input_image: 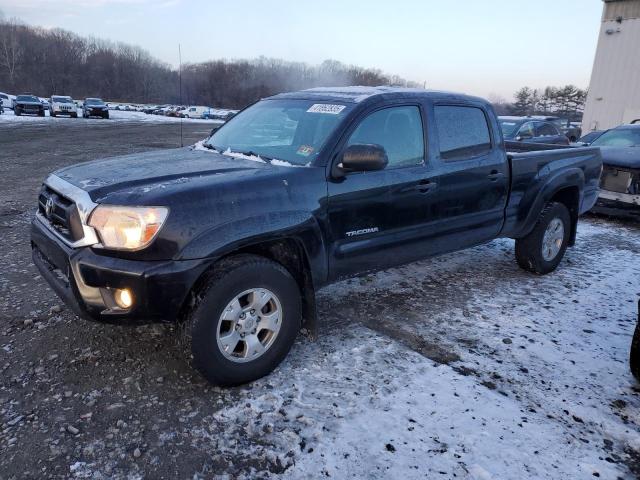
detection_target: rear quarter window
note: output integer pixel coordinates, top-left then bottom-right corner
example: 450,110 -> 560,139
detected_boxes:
434,105 -> 491,160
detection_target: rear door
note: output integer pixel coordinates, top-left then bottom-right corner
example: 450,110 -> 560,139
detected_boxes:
326,103 -> 439,279
427,103 -> 509,249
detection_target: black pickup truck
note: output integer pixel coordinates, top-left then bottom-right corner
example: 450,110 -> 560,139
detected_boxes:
31,87 -> 602,385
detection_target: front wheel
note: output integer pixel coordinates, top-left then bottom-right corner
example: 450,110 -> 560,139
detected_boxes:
515,202 -> 571,275
184,254 -> 301,386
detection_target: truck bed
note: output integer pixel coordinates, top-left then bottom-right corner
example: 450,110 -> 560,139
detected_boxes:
500,142 -> 602,239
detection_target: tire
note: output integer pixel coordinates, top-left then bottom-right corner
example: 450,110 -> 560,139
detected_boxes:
631,303 -> 640,381
38,110 -> 45,117
184,254 -> 301,386
50,110 -> 56,117
15,108 -> 21,116
72,112 -> 78,118
515,202 -> 571,275
103,112 -> 109,119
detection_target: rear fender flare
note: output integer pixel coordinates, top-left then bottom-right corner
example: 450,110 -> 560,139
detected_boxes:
519,167 -> 584,239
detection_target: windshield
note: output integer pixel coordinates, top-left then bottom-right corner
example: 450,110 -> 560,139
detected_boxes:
591,128 -> 640,147
499,119 -> 520,137
17,95 -> 39,102
85,98 -> 103,105
52,96 -> 73,103
205,99 -> 352,165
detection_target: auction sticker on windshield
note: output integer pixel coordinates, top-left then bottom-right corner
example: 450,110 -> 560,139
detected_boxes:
307,104 -> 346,114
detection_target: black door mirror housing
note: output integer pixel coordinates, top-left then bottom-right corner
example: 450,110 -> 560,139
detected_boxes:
340,144 -> 388,172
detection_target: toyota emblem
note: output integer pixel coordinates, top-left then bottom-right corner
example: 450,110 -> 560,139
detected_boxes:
45,197 -> 54,218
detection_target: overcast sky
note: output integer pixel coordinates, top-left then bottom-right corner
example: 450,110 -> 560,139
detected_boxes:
0,0 -> 604,100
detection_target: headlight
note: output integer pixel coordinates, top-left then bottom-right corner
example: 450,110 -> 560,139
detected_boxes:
88,205 -> 168,250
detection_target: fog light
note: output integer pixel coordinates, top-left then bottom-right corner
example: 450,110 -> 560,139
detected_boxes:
114,288 -> 133,309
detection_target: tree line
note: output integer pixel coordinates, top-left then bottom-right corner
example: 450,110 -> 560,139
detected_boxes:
491,85 -> 587,121
0,16 -> 419,108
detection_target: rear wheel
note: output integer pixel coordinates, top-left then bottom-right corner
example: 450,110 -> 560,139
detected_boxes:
515,202 -> 571,275
184,254 -> 301,386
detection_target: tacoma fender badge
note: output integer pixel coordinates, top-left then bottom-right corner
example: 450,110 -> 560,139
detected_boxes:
346,227 -> 379,237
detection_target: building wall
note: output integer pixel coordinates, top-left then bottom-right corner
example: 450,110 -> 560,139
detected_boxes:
582,0 -> 640,133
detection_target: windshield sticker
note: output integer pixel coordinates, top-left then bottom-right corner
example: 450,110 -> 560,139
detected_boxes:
307,104 -> 346,114
296,145 -> 314,157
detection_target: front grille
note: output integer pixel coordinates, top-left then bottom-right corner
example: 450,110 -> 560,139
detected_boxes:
38,185 -> 84,242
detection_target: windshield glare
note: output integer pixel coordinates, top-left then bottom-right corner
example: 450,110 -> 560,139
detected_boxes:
85,99 -> 103,105
206,99 -> 352,165
17,95 -> 39,102
52,96 -> 73,103
591,128 -> 640,147
499,120 -> 519,137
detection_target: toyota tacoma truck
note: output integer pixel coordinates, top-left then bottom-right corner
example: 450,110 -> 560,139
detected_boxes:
31,87 -> 602,386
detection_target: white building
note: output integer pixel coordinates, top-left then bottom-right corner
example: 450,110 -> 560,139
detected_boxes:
582,0 -> 640,133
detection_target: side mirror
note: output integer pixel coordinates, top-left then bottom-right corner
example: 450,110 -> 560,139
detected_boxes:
341,144 -> 388,172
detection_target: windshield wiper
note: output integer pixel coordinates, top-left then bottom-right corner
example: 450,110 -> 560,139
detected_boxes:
231,150 -> 274,164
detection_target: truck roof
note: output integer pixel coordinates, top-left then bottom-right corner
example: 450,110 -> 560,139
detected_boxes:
268,86 -> 488,105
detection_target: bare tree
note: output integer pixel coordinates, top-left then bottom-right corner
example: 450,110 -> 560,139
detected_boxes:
0,18 -> 23,89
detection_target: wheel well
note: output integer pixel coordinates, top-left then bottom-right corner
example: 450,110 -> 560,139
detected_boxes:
180,238 -> 317,337
550,186 -> 579,246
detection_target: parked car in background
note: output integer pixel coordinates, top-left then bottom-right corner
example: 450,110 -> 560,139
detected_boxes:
39,98 -> 50,111
575,130 -> 605,146
181,106 -> 208,118
534,116 -> 582,142
204,108 -> 239,120
590,124 -> 640,218
13,94 -> 45,116
499,116 -> 570,145
50,95 -> 78,118
0,92 -> 13,110
82,98 -> 109,119
31,87 -> 602,386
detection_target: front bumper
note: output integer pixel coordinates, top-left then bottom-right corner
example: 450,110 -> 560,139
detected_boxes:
86,108 -> 107,116
31,217 -> 210,324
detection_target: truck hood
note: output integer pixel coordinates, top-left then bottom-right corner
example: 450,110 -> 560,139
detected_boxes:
599,146 -> 640,169
54,147 -> 274,202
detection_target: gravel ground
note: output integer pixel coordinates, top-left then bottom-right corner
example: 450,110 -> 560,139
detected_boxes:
1,120 -> 639,479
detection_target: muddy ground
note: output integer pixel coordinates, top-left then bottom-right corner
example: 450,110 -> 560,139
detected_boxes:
1,118 -> 639,479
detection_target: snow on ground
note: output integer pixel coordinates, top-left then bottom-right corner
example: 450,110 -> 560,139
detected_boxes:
0,108 -> 222,126
182,219 -> 639,480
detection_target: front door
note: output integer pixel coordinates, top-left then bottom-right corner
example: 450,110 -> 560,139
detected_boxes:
327,104 -> 438,280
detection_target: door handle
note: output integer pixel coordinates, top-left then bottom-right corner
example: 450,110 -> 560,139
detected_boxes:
487,170 -> 505,181
415,179 -> 437,193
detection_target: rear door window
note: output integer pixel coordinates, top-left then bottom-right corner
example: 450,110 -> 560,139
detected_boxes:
434,105 -> 491,160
